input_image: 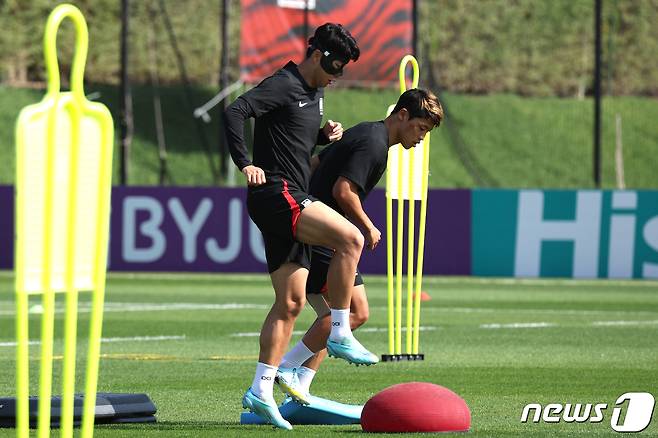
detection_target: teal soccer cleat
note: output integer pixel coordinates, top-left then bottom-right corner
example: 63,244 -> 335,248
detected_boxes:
327,336 -> 379,366
242,388 -> 293,430
275,367 -> 310,405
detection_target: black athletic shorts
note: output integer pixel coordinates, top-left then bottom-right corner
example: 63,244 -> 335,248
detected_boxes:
247,177 -> 317,273
306,245 -> 364,295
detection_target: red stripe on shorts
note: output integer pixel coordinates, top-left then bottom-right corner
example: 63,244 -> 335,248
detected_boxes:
281,179 -> 301,237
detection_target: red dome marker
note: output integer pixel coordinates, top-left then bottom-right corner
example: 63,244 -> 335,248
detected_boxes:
361,382 -> 471,433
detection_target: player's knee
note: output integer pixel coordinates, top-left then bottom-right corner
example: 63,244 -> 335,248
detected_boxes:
289,295 -> 305,317
338,226 -> 364,257
278,295 -> 305,318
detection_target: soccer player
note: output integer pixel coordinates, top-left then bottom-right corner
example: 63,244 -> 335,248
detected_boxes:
223,23 -> 377,429
276,89 -> 444,399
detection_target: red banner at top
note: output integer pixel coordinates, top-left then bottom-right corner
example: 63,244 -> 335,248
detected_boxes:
239,0 -> 413,87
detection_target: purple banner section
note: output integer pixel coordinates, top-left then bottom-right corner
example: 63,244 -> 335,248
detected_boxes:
109,186 -> 261,273
360,189 -> 471,275
0,186 -> 12,269
0,185 -> 471,275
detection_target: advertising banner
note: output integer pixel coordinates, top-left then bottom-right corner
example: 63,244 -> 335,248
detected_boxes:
108,187 -> 470,275
4,186 -> 656,279
239,0 -> 413,86
472,190 -> 658,279
0,186 -> 472,275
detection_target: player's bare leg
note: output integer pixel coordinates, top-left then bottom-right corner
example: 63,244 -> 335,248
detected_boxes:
243,263 -> 307,429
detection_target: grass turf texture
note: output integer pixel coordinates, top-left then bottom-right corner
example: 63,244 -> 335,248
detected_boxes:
0,272 -> 657,437
1,84 -> 657,188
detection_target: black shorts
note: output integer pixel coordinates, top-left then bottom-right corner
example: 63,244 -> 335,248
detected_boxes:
247,177 -> 317,273
306,246 -> 364,295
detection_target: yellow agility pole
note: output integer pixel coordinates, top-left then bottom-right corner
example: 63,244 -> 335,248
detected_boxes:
385,175 -> 395,355
413,131 -> 431,354
405,141 -> 415,354
14,4 -> 114,437
395,138 -> 404,354
384,55 -> 428,361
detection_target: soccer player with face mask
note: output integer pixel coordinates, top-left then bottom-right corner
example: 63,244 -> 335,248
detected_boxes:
223,23 -> 378,429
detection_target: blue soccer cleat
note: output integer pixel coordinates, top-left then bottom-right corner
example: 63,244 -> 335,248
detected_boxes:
242,387 -> 293,430
327,336 -> 379,366
275,367 -> 310,405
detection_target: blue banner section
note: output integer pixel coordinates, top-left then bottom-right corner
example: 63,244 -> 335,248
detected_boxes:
472,189 -> 658,279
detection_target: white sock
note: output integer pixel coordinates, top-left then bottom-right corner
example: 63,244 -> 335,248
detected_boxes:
296,366 -> 316,394
251,362 -> 277,400
329,308 -> 352,341
280,341 -> 314,369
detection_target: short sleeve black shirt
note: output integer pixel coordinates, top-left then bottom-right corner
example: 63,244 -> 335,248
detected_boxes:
239,61 -> 324,190
309,121 -> 389,215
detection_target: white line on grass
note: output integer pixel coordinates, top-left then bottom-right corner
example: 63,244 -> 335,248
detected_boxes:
0,302 -> 268,316
1,301 -> 656,317
480,320 -> 658,329
591,320 -> 658,326
480,322 -> 557,329
0,335 -> 186,348
231,326 -> 438,337
400,307 -> 658,316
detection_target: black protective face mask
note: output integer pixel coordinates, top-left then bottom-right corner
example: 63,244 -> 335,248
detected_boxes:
313,45 -> 348,77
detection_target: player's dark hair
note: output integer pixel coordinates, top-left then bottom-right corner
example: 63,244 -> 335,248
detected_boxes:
306,23 -> 360,62
391,88 -> 444,127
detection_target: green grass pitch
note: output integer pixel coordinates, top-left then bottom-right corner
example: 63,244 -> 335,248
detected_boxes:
0,272 -> 657,437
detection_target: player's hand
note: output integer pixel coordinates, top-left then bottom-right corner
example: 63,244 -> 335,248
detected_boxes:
323,120 -> 343,142
365,226 -> 382,250
242,165 -> 266,186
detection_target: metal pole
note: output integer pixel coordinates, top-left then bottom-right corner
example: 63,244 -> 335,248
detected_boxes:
593,0 -> 602,187
119,0 -> 133,185
412,0 -> 418,56
219,0 -> 231,182
304,0 -> 310,48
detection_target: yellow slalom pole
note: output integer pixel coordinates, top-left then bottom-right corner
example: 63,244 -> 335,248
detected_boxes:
61,101 -> 81,438
37,87 -> 60,438
14,5 -> 114,436
81,89 -> 114,438
14,77 -> 29,438
397,55 -> 419,355
386,163 -> 395,355
413,132 -> 431,353
395,147 -> 404,354
15,292 -> 29,438
398,55 -> 420,91
405,147 -> 415,354
41,7 -> 89,436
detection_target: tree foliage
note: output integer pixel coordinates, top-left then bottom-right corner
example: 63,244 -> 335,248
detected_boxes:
1,0 -> 656,96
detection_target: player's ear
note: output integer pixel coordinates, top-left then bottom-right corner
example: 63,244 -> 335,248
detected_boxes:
311,49 -> 323,64
397,108 -> 410,122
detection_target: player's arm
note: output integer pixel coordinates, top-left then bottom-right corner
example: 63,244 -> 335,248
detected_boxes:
332,177 -> 381,250
223,98 -> 264,185
223,76 -> 288,186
